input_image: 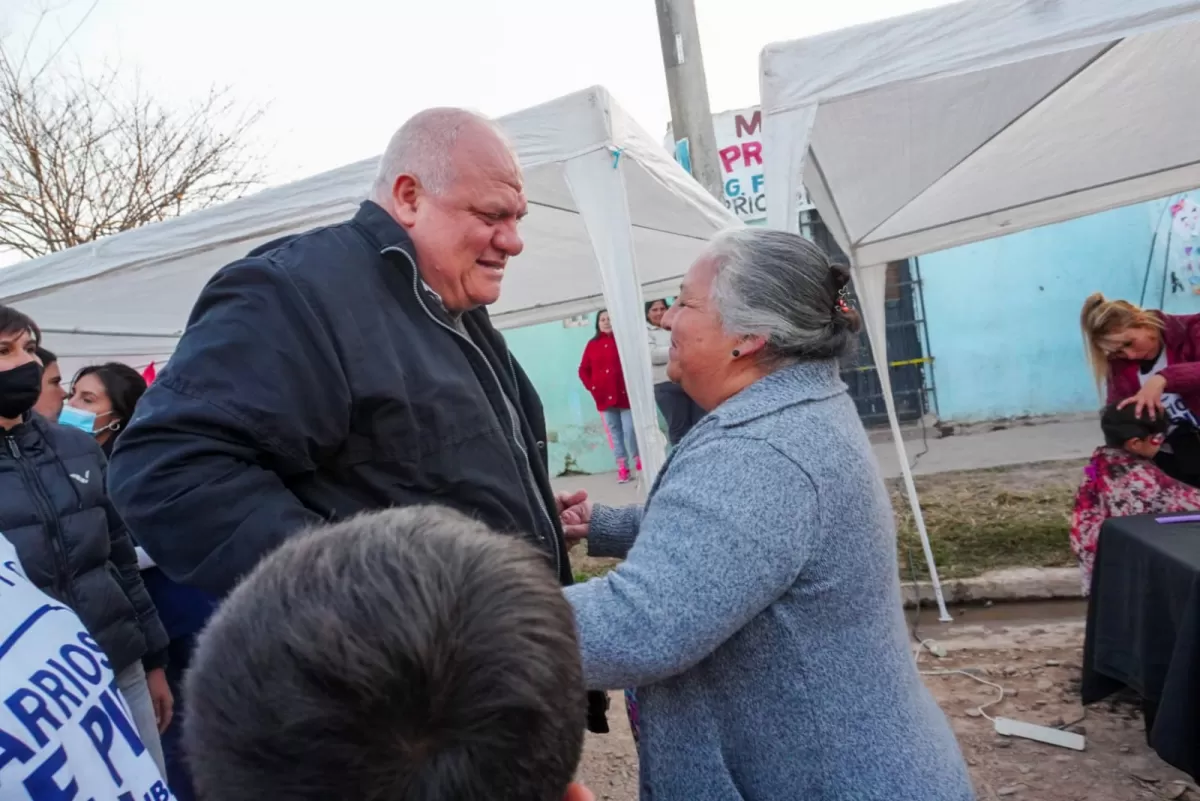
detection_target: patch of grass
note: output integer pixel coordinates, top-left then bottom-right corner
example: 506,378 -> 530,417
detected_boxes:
569,459 -> 1086,583
892,460 -> 1082,580
573,561 -> 618,583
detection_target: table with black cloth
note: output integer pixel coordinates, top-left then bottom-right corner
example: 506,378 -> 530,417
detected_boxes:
1082,514 -> 1200,780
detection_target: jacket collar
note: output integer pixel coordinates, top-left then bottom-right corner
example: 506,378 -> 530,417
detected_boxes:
353,200 -> 417,260
2,413 -> 50,453
713,360 -> 846,427
354,200 -> 494,329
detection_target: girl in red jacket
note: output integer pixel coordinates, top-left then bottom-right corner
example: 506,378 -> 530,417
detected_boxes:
578,310 -> 639,483
1082,293 -> 1200,487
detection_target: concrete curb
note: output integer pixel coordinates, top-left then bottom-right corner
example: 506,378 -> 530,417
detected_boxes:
901,567 -> 1083,608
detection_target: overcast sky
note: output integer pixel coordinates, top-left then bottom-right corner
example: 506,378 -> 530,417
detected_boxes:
4,0 -> 952,183
0,0 -> 953,267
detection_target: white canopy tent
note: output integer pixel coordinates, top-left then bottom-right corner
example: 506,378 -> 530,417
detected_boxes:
761,0 -> 1200,620
0,86 -> 737,486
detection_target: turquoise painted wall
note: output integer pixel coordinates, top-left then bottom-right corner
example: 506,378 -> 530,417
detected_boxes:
506,302 -> 679,477
504,318 -> 621,476
506,192 -> 1200,468
920,191 -> 1200,422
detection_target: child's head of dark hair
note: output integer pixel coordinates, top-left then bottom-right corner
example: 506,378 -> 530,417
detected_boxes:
1101,403 -> 1168,456
184,506 -> 589,801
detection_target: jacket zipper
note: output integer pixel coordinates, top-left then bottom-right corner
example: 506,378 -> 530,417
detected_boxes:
382,246 -> 562,577
5,436 -> 75,603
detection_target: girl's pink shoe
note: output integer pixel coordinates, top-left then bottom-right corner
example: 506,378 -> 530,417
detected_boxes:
616,458 -> 632,483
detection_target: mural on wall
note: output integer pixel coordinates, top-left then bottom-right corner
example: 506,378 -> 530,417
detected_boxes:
1171,197 -> 1200,292
1147,191 -> 1200,304
1141,191 -> 1200,309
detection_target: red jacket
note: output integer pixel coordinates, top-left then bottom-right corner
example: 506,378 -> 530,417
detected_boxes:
578,333 -> 630,411
1107,312 -> 1200,413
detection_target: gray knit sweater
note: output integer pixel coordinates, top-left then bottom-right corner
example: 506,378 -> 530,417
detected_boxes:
565,361 -> 975,801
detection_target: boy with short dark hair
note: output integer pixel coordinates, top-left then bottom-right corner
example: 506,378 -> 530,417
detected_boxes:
183,506 -> 592,801
1071,404 -> 1200,593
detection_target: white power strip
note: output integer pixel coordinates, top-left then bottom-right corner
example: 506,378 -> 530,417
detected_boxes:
994,717 -> 1086,751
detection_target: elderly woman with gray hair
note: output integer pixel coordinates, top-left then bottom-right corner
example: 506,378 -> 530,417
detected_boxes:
560,228 -> 974,800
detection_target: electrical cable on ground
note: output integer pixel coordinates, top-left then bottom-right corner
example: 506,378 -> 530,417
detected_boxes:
908,545 -> 1084,730
920,668 -> 1007,721
909,412 -> 930,470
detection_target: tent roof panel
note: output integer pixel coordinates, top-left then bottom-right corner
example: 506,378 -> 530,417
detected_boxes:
810,42 -> 1106,241
0,86 -> 733,357
761,0 -> 1200,115
866,21 -> 1200,244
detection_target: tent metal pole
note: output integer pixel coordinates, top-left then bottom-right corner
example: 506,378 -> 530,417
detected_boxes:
852,263 -> 952,622
40,326 -> 183,339
563,147 -> 669,487
887,410 -> 954,623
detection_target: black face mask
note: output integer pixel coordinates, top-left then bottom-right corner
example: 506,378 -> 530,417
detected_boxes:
0,361 -> 43,420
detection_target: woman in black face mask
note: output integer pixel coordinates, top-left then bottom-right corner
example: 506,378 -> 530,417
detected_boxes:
0,305 -> 173,779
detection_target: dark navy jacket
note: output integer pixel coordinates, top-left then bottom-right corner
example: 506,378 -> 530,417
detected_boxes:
108,201 -> 607,731
0,414 -> 168,673
99,437 -> 218,643
109,201 -> 572,592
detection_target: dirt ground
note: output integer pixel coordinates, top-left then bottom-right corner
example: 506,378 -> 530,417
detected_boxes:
574,617 -> 1197,801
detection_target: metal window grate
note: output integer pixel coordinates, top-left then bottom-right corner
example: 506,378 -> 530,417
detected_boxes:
799,210 -> 937,427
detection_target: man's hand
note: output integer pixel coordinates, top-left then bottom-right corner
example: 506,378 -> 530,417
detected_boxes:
555,489 -> 588,515
555,489 -> 592,545
146,667 -> 174,733
1118,374 -> 1168,420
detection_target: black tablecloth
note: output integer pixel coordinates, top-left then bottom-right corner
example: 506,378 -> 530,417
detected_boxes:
1082,515 -> 1200,779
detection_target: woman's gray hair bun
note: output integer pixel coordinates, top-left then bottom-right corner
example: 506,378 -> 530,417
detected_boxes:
706,228 -> 862,366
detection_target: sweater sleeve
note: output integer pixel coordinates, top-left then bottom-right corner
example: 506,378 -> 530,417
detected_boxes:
1106,361 -> 1137,406
1161,315 -> 1200,393
586,504 -> 643,559
565,436 -> 816,690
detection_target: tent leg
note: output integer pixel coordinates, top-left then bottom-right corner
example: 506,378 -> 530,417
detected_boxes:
886,402 -> 954,623
852,262 -> 952,622
564,148 -> 668,487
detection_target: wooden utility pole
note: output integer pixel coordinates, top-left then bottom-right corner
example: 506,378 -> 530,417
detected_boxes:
655,0 -> 723,202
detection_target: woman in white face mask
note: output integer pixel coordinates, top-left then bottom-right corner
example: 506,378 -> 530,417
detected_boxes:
62,362 -> 147,457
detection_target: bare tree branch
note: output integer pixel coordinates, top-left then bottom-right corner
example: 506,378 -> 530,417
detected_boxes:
0,20 -> 266,259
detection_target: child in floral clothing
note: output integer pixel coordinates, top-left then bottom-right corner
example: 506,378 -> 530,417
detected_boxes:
1071,404 -> 1200,593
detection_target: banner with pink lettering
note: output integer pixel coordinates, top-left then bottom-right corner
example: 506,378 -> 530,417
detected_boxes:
667,107 -> 812,224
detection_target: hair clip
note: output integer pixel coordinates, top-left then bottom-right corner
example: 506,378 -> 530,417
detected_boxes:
835,286 -> 851,314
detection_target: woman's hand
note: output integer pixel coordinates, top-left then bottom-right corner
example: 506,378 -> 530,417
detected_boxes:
555,489 -> 592,545
1118,374 -> 1168,420
146,667 -> 174,733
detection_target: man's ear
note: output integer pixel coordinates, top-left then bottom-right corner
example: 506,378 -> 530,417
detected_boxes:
563,782 -> 595,801
390,174 -> 422,228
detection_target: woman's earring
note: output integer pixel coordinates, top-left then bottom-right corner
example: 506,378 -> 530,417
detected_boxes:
731,349 -> 741,357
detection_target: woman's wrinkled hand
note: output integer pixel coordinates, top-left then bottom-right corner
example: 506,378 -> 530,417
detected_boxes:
1118,374 -> 1168,420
